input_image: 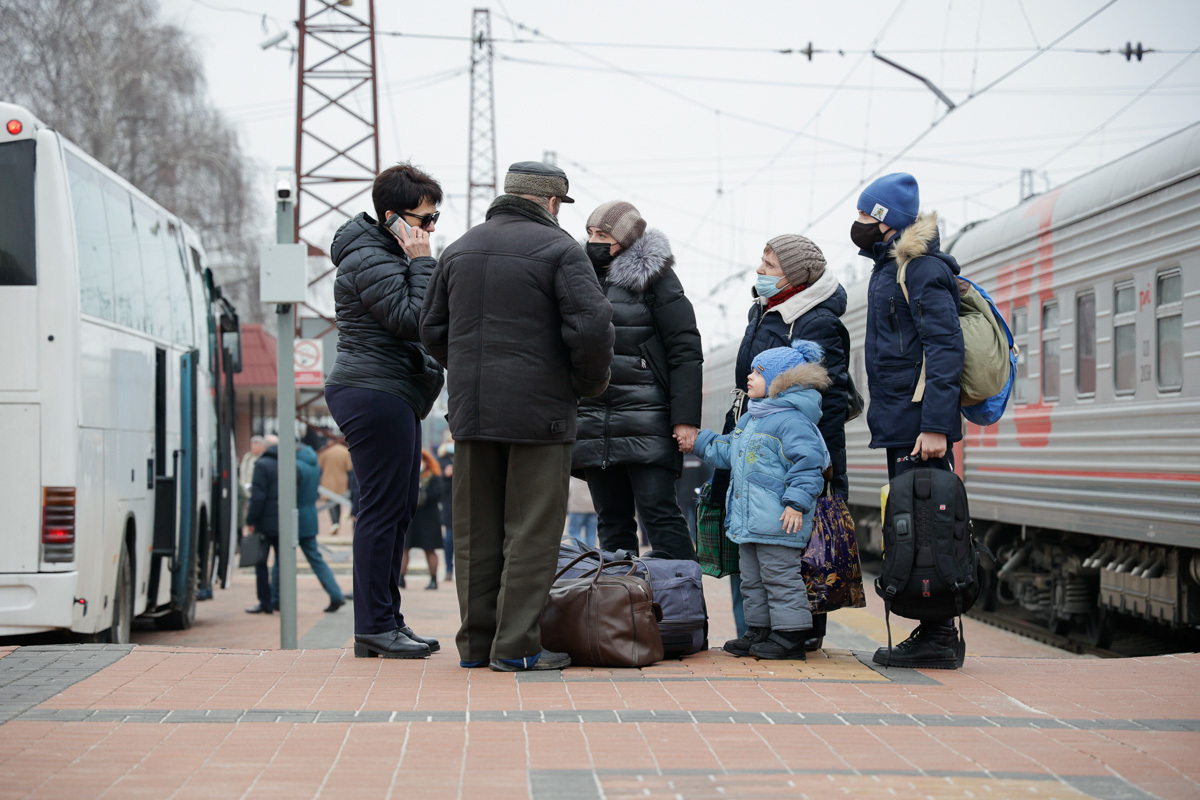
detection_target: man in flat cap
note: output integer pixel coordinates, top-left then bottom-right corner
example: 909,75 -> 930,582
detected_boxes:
421,161 -> 614,672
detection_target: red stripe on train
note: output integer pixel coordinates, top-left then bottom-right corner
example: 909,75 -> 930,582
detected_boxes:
973,466 -> 1200,483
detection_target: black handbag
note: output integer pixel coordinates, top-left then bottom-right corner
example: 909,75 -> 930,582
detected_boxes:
238,531 -> 269,568
845,374 -> 865,422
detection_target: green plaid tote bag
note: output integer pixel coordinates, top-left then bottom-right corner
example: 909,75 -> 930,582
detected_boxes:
696,481 -> 739,578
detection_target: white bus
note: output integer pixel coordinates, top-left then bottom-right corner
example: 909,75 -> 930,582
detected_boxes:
0,101 -> 242,643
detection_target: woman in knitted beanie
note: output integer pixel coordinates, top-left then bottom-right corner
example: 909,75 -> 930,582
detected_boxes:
572,200 -> 704,562
715,234 -> 853,650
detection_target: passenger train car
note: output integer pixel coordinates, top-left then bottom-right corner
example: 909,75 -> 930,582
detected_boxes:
701,123 -> 1200,644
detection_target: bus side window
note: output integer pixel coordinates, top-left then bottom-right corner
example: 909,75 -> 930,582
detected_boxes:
132,200 -> 173,340
163,228 -> 193,346
65,154 -> 115,321
102,183 -> 145,331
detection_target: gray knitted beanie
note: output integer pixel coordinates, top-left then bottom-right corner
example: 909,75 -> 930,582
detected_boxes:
766,234 -> 826,288
586,201 -> 647,251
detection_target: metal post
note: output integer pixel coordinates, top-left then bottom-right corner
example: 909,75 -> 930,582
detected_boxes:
276,185 -> 299,650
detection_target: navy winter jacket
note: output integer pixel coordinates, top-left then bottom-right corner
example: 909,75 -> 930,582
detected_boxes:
730,271 -> 850,484
863,212 -> 964,448
246,445 -> 322,539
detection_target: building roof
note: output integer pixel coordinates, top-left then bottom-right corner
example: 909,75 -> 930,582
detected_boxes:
235,323 -> 277,389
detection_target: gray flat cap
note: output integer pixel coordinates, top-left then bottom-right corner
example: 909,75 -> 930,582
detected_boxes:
503,161 -> 575,203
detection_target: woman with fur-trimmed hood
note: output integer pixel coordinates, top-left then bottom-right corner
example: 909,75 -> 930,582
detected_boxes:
573,201 -> 703,562
695,340 -> 831,660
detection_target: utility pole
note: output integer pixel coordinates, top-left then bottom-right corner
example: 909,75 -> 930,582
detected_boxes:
259,169 -> 306,649
467,8 -> 498,228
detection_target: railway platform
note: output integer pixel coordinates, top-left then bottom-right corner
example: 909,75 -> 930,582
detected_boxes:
2,564 -> 1198,800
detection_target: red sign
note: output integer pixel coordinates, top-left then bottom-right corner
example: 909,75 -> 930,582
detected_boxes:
294,339 -> 324,388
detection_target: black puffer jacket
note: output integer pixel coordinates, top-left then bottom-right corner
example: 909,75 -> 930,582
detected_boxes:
730,271 -> 851,488
420,195 -> 614,444
573,229 -> 703,474
325,213 -> 445,418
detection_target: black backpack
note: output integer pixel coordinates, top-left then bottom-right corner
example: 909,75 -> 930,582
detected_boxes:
875,468 -> 982,623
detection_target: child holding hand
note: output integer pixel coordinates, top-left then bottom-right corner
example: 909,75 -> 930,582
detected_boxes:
694,340 -> 831,660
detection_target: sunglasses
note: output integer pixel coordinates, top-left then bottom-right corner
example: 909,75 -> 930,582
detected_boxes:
402,210 -> 440,228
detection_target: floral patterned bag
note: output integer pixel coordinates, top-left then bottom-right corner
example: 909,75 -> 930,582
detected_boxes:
802,485 -> 867,614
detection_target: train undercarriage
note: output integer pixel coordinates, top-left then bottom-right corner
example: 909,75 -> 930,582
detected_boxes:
852,508 -> 1200,648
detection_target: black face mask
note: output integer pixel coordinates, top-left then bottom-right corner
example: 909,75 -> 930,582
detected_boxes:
586,242 -> 616,267
851,220 -> 887,251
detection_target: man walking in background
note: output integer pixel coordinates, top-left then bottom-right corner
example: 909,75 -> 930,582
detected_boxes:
318,438 -> 353,534
421,161 -> 614,672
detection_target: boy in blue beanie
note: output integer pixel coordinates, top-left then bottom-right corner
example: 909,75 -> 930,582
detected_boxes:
852,172 -> 967,670
694,340 -> 830,660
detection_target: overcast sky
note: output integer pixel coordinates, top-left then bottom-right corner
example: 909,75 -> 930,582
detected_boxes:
161,0 -> 1200,347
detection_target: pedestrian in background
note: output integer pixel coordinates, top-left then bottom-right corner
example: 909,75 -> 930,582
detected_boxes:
237,435 -> 264,527
573,201 -> 703,562
421,160 -> 614,672
856,173 -> 966,670
325,163 -> 446,659
400,450 -> 443,591
566,477 -> 598,548
436,433 -> 455,580
244,438 -> 348,613
318,438 -> 353,534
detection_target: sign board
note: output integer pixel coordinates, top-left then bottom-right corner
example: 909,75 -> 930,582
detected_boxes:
294,339 -> 324,388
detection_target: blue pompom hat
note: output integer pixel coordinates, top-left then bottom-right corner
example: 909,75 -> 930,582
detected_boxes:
857,172 -> 919,230
752,340 -> 825,391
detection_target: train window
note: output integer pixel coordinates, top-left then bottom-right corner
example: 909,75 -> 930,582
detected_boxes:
1114,281 -> 1136,394
1042,301 -> 1060,402
1011,307 -> 1029,404
1157,270 -> 1183,392
1076,292 -> 1096,397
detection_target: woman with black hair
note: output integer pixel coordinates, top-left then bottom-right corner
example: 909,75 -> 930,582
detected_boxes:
325,163 -> 446,659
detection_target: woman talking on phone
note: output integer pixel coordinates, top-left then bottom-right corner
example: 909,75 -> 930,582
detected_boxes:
325,164 -> 446,659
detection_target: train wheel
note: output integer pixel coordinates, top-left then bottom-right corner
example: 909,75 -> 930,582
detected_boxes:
1087,608 -> 1115,649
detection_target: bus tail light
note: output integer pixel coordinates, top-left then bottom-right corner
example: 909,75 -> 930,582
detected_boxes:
42,487 -> 76,562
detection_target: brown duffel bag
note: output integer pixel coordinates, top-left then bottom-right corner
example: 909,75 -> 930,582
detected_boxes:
540,553 -> 664,668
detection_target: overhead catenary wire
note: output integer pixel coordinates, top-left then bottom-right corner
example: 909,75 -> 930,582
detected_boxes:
705,0 -> 1122,297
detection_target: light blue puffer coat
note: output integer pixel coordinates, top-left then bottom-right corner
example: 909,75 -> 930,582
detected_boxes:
695,362 -> 831,549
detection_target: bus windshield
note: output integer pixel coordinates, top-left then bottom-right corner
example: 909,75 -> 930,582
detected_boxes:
0,139 -> 36,285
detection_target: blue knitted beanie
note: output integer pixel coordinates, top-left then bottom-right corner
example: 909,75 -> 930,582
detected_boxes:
752,340 -> 824,392
857,173 -> 919,230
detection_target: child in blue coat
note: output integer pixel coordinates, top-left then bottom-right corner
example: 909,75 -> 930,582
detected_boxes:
694,340 -> 831,660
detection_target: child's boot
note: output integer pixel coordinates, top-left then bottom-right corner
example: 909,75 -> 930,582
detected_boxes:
750,629 -> 808,660
723,626 -> 770,657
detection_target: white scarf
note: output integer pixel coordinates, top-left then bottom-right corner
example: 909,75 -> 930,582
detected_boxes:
758,268 -> 841,325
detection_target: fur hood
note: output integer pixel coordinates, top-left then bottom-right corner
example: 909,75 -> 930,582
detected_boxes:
888,211 -> 959,273
768,361 -> 831,398
605,228 -> 673,293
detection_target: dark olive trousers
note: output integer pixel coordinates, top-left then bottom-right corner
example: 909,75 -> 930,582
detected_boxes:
453,440 -> 571,662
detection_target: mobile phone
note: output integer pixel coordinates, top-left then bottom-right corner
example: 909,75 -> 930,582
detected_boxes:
384,212 -> 411,238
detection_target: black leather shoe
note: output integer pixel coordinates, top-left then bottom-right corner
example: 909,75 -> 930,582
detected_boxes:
805,636 -> 824,652
399,625 -> 440,653
324,597 -> 345,613
353,629 -> 431,659
245,604 -> 273,614
872,622 -> 964,669
723,626 -> 770,657
750,630 -> 808,660
489,649 -> 571,672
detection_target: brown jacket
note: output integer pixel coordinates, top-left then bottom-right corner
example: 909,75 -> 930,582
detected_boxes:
318,443 -> 353,495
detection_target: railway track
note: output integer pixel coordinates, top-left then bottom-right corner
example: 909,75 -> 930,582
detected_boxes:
966,609 -> 1123,658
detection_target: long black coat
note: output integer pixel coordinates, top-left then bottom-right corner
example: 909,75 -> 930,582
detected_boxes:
730,275 -> 851,485
420,195 -> 614,444
863,212 -> 964,448
325,213 -> 445,418
573,229 -> 703,474
405,474 -> 443,551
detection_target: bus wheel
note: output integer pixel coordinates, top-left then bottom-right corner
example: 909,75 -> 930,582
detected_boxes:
107,544 -> 134,644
